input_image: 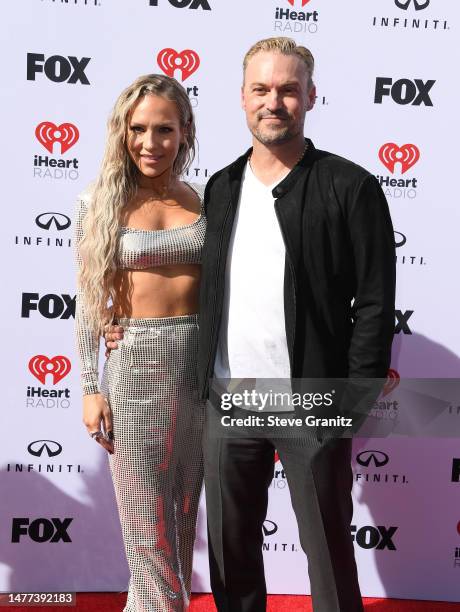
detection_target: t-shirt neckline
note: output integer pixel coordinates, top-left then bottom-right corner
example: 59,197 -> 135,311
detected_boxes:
245,159 -> 290,192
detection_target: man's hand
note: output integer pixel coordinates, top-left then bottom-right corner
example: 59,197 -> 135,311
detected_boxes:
104,324 -> 124,358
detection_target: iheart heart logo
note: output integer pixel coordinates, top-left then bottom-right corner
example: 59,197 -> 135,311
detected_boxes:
287,0 -> 312,5
35,122 -> 79,154
382,369 -> 400,398
157,48 -> 200,81
378,143 -> 420,174
28,355 -> 71,385
274,451 -> 280,463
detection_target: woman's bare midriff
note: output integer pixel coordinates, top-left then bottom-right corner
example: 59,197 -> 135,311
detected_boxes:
113,264 -> 201,319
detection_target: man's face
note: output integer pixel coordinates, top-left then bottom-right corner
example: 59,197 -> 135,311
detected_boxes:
241,51 -> 316,146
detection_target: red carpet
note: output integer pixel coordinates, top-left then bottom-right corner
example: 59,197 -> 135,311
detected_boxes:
6,593 -> 460,611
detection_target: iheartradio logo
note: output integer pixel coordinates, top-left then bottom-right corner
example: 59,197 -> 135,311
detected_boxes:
287,0 -> 312,5
382,368 -> 400,398
35,122 -> 79,154
157,48 -> 200,81
28,355 -> 71,385
378,143 -> 420,174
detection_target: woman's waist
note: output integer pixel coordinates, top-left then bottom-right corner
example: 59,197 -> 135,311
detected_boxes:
116,313 -> 199,329
113,299 -> 199,320
115,263 -> 201,279
113,269 -> 200,319
114,265 -> 199,292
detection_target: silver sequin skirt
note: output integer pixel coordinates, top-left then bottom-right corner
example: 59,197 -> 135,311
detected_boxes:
101,315 -> 204,612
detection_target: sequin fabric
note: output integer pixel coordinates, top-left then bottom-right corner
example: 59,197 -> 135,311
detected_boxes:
74,183 -> 205,611
102,316 -> 204,612
117,184 -> 206,270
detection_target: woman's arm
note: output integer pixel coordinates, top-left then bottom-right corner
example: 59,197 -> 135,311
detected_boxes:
74,193 -> 101,395
75,192 -> 114,454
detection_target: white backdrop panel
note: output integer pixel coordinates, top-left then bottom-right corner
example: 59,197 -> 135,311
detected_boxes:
1,0 -> 459,601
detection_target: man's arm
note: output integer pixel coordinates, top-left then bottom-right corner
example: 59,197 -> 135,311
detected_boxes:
347,174 -> 396,379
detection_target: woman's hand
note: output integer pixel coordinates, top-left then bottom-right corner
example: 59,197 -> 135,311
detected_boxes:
82,393 -> 114,454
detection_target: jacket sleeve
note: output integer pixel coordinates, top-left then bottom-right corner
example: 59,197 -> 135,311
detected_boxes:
74,195 -> 101,395
346,174 -> 396,379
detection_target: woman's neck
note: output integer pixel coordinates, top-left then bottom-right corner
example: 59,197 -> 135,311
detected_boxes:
136,168 -> 178,197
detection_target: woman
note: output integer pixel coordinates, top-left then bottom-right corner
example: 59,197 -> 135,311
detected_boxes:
75,74 -> 205,611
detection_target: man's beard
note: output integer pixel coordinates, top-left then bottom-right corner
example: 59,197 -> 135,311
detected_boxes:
250,111 -> 300,145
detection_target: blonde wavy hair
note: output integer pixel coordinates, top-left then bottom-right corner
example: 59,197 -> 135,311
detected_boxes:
78,74 -> 196,334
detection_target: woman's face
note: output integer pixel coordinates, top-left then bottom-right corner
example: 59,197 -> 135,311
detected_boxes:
126,94 -> 185,181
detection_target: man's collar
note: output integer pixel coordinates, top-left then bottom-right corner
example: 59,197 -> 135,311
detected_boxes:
226,138 -> 317,198
272,138 -> 316,198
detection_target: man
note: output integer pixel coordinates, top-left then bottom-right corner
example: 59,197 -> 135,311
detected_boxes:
197,37 -> 394,612
107,37 -> 395,611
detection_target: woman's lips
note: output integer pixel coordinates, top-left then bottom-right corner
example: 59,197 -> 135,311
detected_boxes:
141,155 -> 163,164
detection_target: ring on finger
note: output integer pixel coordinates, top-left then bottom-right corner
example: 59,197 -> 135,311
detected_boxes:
89,430 -> 103,440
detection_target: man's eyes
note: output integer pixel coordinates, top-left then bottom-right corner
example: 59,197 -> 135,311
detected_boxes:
251,87 -> 297,94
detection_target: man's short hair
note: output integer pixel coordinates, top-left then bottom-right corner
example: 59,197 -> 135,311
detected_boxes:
243,37 -> 315,90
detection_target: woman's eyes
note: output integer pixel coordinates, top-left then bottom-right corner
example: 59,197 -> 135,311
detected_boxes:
129,126 -> 174,134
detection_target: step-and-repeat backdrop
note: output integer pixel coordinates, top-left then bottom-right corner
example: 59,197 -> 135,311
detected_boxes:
1,0 -> 459,602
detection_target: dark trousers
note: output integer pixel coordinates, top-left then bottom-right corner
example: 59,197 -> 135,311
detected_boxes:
203,406 -> 363,612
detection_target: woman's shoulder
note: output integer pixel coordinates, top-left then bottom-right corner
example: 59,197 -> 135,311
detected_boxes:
184,181 -> 206,202
76,181 -> 96,213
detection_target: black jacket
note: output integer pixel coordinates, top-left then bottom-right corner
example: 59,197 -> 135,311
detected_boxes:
197,139 -> 395,401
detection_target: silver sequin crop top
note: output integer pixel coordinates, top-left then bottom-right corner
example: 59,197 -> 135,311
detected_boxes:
74,182 -> 206,395
117,183 -> 206,269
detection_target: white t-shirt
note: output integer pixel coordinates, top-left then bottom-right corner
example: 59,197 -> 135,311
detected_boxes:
213,162 -> 291,379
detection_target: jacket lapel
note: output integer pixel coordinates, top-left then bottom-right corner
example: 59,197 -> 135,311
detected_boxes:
271,139 -> 317,271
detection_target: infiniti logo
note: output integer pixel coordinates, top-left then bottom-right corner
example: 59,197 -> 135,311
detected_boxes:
27,440 -> 63,458
356,450 -> 389,468
394,231 -> 406,248
262,520 -> 278,537
395,0 -> 430,10
35,212 -> 71,231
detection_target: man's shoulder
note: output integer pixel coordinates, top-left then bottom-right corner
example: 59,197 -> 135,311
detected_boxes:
311,148 -> 373,185
204,167 -> 226,193
205,146 -> 375,194
205,151 -> 249,193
